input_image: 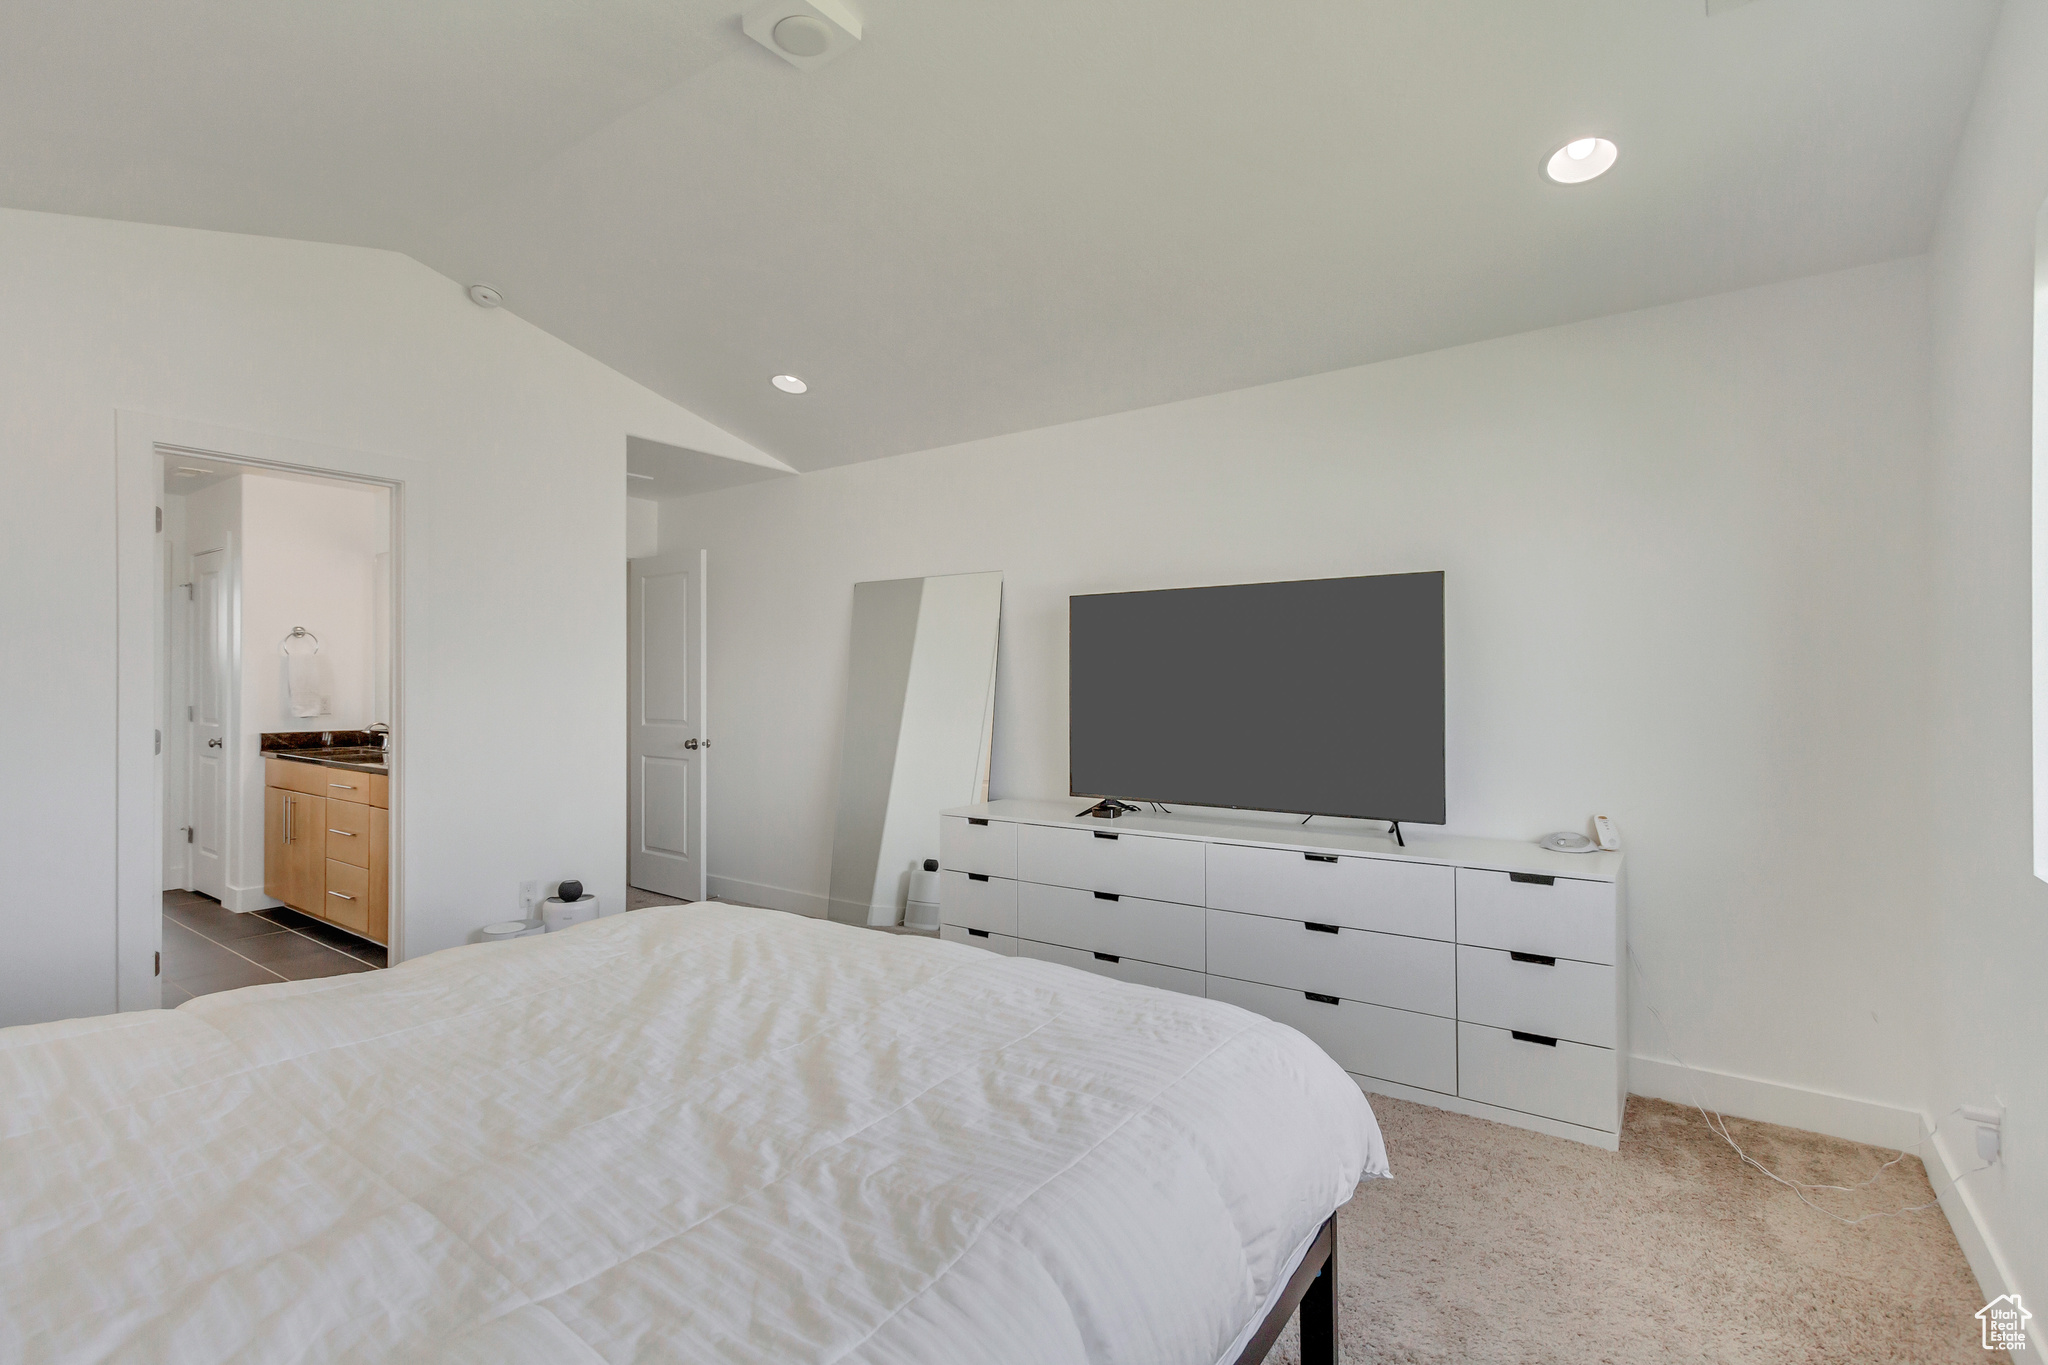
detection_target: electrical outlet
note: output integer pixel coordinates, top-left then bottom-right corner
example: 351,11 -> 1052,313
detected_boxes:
1964,1104 -> 2004,1164
518,880 -> 541,918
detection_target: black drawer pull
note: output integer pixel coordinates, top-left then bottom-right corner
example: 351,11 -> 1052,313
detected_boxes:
1093,830 -> 1119,840
1093,891 -> 1120,902
1509,951 -> 1557,967
1304,921 -> 1340,934
967,817 -> 989,826
1511,1030 -> 1558,1047
967,873 -> 989,882
967,928 -> 990,938
1093,951 -> 1120,963
1508,872 -> 1555,886
1304,991 -> 1340,1005
1304,852 -> 1338,863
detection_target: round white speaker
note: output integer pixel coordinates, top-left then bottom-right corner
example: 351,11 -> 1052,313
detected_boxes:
1538,831 -> 1596,854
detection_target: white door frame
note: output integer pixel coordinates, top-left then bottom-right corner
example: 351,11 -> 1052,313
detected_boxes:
116,411 -> 430,1011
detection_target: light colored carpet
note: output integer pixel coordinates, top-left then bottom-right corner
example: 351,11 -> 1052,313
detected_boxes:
1263,1094 -> 2002,1364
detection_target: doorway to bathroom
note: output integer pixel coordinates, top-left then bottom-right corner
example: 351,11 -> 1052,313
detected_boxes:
157,452 -> 396,1003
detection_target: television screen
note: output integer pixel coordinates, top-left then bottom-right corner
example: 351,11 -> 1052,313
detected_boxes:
1069,572 -> 1444,823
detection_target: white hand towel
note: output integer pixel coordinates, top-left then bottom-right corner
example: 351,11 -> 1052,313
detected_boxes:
287,652 -> 327,717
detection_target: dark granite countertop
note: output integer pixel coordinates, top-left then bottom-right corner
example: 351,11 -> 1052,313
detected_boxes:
262,730 -> 388,773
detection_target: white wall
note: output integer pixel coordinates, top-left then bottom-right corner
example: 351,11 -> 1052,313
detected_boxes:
230,473 -> 386,904
669,258 -> 1939,1121
0,206 -> 767,1026
1923,0 -> 2048,1316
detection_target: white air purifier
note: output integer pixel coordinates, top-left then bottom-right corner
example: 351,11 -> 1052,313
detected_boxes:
905,860 -> 941,932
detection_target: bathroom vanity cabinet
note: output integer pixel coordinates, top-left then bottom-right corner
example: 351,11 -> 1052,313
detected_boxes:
264,756 -> 389,945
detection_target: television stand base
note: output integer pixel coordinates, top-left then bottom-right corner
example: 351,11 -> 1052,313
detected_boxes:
1388,821 -> 1405,847
1076,798 -> 1140,819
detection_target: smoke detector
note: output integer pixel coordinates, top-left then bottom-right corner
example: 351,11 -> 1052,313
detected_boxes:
743,0 -> 861,71
468,283 -> 503,308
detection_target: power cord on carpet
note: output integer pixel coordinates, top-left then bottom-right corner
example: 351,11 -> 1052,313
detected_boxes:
1627,945 -> 1994,1227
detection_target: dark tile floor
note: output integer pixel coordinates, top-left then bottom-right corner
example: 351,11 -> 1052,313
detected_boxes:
161,890 -> 386,1005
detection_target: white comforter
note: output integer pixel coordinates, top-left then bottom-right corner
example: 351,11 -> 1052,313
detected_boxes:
2,903 -> 1387,1364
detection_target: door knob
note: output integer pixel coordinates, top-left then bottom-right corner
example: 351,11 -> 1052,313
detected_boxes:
207,738 -> 223,748
683,738 -> 700,750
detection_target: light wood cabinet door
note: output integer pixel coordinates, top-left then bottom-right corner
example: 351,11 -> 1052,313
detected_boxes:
264,787 -> 327,913
367,806 -> 389,946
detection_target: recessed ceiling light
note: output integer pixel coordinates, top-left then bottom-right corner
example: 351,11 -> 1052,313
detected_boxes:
772,15 -> 832,56
1545,137 -> 1618,184
771,374 -> 808,394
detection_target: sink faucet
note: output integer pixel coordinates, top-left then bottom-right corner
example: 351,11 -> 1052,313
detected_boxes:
366,723 -> 391,759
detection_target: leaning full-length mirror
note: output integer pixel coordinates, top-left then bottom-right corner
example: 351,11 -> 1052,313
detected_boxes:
828,571 -> 1003,926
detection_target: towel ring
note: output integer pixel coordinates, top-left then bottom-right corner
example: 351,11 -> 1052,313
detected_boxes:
281,626 -> 321,657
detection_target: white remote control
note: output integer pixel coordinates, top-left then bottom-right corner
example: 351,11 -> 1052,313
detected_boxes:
1592,814 -> 1619,851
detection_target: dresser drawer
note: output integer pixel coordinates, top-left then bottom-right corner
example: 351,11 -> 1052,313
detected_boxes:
1457,946 -> 1615,1048
322,797 -> 371,868
940,816 -> 1016,878
1207,842 -> 1454,940
321,859 -> 371,934
1457,1022 -> 1618,1132
314,769 -> 374,806
1206,975 -> 1456,1095
1018,939 -> 1206,997
939,870 -> 1017,935
940,925 -> 1018,956
1015,824 -> 1205,905
1206,908 -> 1454,1017
1018,882 -> 1205,971
1455,868 -> 1616,964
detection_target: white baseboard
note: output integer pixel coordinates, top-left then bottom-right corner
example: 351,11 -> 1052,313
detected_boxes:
1631,1054 -> 2032,1335
707,874 -> 828,920
220,881 -> 282,915
1628,1055 -> 1923,1149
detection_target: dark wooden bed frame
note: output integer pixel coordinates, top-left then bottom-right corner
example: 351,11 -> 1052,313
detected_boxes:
1234,1215 -> 1338,1365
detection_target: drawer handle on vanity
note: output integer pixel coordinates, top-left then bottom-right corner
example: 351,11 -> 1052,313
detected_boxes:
1093,831 -> 1118,840
329,892 -> 356,902
967,818 -> 989,826
967,928 -> 990,939
327,828 -> 356,838
1508,872 -> 1555,886
329,783 -> 357,791
1303,921 -> 1340,935
1093,952 -> 1120,963
1304,991 -> 1340,1006
1509,951 -> 1556,966
1093,891 -> 1120,902
967,873 -> 990,882
1511,1031 -> 1558,1047
1303,853 -> 1338,863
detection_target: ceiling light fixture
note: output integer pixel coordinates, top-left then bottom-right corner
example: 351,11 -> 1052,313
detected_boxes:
771,374 -> 808,394
1545,137 -> 1618,184
742,0 -> 861,71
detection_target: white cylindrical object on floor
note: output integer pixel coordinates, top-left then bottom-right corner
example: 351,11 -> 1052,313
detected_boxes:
480,919 -> 540,942
542,894 -> 599,933
905,864 -> 942,931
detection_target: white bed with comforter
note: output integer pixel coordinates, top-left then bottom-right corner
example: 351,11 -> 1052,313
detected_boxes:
2,903 -> 1387,1363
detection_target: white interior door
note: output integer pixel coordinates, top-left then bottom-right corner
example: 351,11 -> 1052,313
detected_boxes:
187,548 -> 230,901
629,548 -> 707,901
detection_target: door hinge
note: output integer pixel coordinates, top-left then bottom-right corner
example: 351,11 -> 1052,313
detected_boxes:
185,827 -> 193,844
186,705 -> 194,721
155,506 -> 163,532
154,951 -> 161,977
154,729 -> 161,755
183,582 -> 193,600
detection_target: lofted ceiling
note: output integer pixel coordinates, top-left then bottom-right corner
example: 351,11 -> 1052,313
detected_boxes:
0,0 -> 2000,471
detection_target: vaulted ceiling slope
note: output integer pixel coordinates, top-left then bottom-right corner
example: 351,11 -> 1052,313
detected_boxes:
0,0 -> 1998,470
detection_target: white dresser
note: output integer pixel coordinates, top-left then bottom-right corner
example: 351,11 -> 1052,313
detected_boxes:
940,799 -> 1627,1149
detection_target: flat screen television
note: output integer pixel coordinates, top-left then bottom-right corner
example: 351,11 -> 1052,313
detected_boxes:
1069,572 -> 1444,823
